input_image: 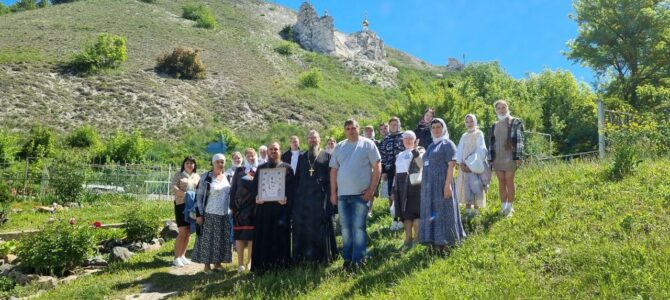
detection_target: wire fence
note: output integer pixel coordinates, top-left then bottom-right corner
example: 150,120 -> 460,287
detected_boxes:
0,158 -> 175,201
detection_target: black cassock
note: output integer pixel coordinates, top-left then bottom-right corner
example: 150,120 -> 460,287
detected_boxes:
251,161 -> 295,273
292,150 -> 338,264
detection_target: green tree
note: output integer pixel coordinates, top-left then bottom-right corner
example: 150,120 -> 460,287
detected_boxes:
566,0 -> 670,108
19,125 -> 55,159
66,125 -> 101,149
0,3 -> 10,15
37,0 -> 49,8
0,129 -> 19,164
15,0 -> 37,11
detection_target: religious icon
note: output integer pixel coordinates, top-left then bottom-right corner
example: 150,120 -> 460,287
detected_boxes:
258,167 -> 286,202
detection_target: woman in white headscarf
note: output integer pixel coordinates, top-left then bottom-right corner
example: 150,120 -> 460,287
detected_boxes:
192,153 -> 233,273
456,114 -> 491,218
419,118 -> 466,254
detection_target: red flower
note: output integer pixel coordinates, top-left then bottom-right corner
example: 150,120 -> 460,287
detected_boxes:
93,221 -> 102,228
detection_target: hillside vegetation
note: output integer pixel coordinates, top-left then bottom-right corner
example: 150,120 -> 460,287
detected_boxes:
4,158 -> 665,299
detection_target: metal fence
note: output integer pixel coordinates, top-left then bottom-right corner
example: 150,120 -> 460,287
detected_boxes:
0,158 -> 174,201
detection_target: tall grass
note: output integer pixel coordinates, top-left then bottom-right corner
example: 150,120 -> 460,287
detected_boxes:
17,158 -> 670,299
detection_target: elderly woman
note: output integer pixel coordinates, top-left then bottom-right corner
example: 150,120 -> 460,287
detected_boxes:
456,114 -> 491,218
419,118 -> 466,254
489,100 -> 525,217
192,153 -> 233,273
229,148 -> 258,272
390,130 -> 424,251
170,156 -> 200,267
325,137 -> 336,154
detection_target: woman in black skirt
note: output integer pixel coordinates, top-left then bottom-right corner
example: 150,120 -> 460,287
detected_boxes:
229,148 -> 258,272
391,130 -> 424,251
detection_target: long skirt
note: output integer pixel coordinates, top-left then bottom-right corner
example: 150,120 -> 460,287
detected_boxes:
191,213 -> 232,264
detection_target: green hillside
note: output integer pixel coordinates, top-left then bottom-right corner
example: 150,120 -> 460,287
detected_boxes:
0,0 -> 415,137
3,159 -> 663,299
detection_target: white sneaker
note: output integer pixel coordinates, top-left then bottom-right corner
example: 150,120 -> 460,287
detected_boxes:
391,221 -> 403,231
179,256 -> 192,265
172,257 -> 185,268
237,265 -> 245,272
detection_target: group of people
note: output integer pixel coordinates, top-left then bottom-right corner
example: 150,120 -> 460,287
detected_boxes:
169,99 -> 525,273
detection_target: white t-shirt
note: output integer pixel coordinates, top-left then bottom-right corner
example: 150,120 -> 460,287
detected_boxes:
205,176 -> 231,215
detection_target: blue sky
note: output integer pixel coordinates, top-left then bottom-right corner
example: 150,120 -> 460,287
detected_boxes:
2,0 -> 594,83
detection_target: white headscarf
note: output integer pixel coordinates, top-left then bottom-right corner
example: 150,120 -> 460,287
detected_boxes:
465,114 -> 478,133
211,153 -> 225,163
431,118 -> 449,144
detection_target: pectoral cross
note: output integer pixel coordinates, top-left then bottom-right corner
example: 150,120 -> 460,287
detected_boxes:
309,168 -> 315,176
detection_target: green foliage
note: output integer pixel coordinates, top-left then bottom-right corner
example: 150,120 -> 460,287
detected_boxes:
0,240 -> 17,258
182,3 -> 217,29
71,33 -> 127,73
298,67 -> 323,88
49,160 -> 86,203
0,129 -> 19,164
51,0 -> 80,3
66,125 -> 102,149
567,0 -> 670,107
139,0 -> 157,3
0,276 -> 15,293
19,125 -> 55,159
214,127 -> 240,153
0,3 -> 9,15
37,0 -> 49,8
17,222 -> 96,276
609,143 -> 641,180
122,206 -> 160,242
101,130 -> 150,164
15,0 -> 37,11
275,40 -> 297,56
279,24 -> 294,41
156,47 -> 206,79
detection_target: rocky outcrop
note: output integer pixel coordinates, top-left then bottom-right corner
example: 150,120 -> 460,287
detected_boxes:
343,30 -> 386,61
293,2 -> 335,54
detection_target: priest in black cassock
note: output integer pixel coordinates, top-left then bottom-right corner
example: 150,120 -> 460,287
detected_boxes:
292,130 -> 338,264
251,142 -> 295,273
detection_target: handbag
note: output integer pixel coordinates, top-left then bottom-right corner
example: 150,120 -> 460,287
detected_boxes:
409,172 -> 422,185
408,148 -> 424,185
465,152 -> 486,174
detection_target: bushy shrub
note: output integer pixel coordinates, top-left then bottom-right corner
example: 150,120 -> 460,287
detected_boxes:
182,4 -> 217,29
0,275 -> 15,293
0,129 -> 19,164
275,41 -> 297,56
19,125 -> 55,159
71,33 -> 127,73
0,240 -> 17,258
66,125 -> 102,150
0,4 -> 9,16
100,130 -> 150,164
15,0 -> 37,11
279,25 -> 294,41
123,207 -> 161,242
139,0 -> 157,3
298,67 -> 323,88
215,127 -> 240,152
156,47 -> 206,79
609,144 -> 641,180
17,222 -> 96,276
50,162 -> 85,203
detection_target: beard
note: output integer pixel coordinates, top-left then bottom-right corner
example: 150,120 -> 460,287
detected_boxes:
308,144 -> 320,156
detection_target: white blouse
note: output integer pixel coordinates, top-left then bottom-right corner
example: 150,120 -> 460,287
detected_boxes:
395,149 -> 414,174
205,176 -> 231,215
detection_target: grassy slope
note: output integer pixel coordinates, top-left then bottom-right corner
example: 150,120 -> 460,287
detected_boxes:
0,0 -> 428,139
14,159 -> 668,299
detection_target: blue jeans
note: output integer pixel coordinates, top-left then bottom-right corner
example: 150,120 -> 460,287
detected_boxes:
338,194 -> 368,264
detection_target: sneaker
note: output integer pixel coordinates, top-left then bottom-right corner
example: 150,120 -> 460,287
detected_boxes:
391,221 -> 403,231
172,257 -> 185,268
368,211 -> 373,218
179,256 -> 192,265
505,208 -> 515,217
237,265 -> 246,273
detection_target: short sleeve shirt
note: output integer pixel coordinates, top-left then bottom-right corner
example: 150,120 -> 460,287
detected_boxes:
329,137 -> 381,196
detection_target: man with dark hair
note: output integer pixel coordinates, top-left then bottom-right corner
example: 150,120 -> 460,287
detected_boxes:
380,117 -> 405,231
330,119 -> 381,270
251,142 -> 295,273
